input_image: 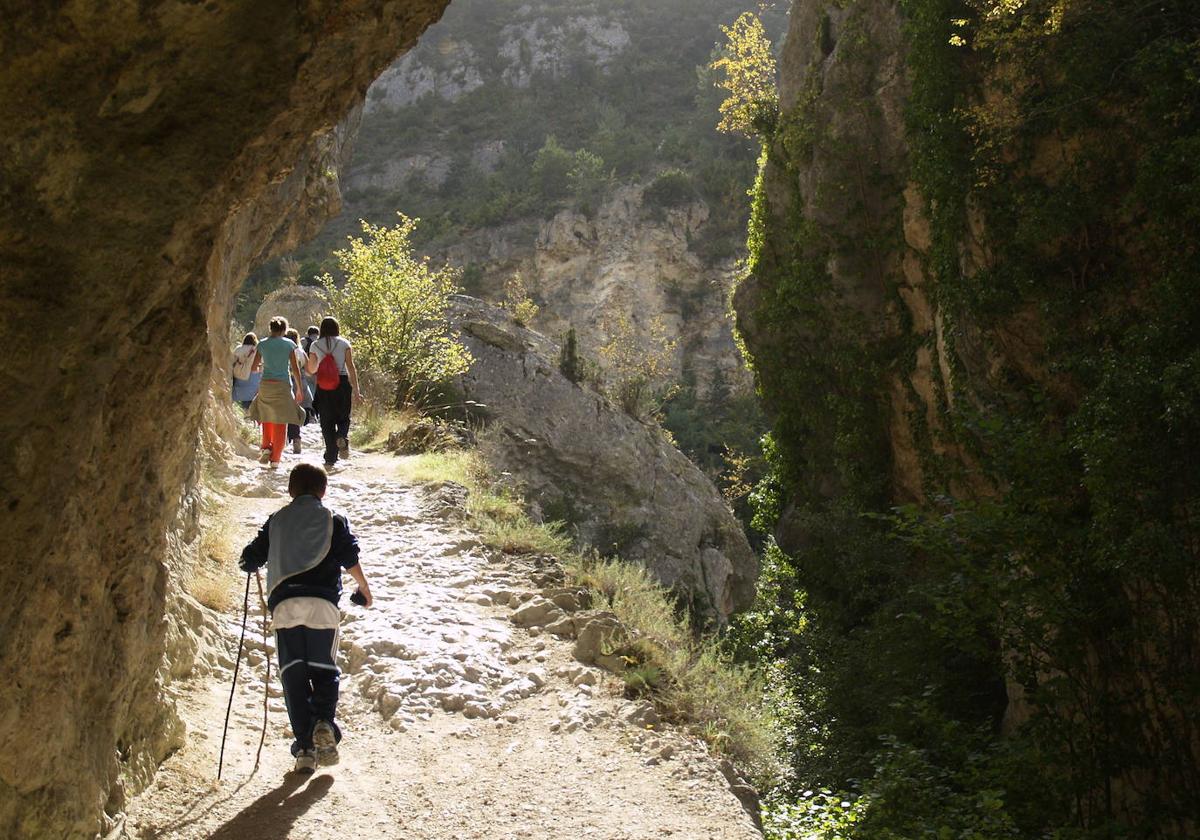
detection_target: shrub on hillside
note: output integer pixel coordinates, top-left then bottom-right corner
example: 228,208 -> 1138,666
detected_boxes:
643,168 -> 697,212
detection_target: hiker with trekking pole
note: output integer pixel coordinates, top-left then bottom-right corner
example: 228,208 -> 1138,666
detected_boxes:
233,463 -> 374,774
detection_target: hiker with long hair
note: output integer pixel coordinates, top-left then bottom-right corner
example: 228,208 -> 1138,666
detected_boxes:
248,317 -> 305,468
284,328 -> 311,455
306,316 -> 362,468
231,332 -> 262,410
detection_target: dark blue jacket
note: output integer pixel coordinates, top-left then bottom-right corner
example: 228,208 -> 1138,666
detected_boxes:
239,511 -> 360,610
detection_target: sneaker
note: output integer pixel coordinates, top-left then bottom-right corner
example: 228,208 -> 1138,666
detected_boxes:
336,437 -> 350,459
292,749 -> 316,775
258,447 -> 271,464
312,720 -> 339,766
291,438 -> 301,455
268,461 -> 279,471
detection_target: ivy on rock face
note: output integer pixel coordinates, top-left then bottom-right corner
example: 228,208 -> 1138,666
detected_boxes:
735,0 -> 1200,837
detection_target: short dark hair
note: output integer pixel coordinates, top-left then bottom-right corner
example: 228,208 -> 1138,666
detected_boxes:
242,332 -> 257,346
269,316 -> 288,335
306,325 -> 320,336
319,316 -> 340,338
288,463 -> 328,498
285,328 -> 300,343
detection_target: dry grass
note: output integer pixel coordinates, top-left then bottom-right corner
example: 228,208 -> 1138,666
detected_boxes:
567,553 -> 778,783
349,401 -> 417,450
398,449 -> 573,556
397,447 -> 777,783
185,500 -> 242,612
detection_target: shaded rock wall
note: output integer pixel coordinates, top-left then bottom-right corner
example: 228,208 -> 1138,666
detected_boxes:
737,0 -> 1200,830
0,3 -> 448,836
449,297 -> 757,621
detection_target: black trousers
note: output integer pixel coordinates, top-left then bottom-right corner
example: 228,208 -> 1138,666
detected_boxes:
313,376 -> 352,464
276,625 -> 342,755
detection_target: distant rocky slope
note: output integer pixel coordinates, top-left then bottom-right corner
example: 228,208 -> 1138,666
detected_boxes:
258,0 -> 783,399
438,184 -> 748,395
449,296 -> 757,621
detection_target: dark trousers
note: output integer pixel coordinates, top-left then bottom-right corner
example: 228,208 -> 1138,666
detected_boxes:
314,377 -> 352,465
287,423 -> 301,442
276,625 -> 342,755
319,412 -> 350,464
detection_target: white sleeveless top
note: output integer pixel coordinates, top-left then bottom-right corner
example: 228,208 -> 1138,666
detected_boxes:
311,336 -> 351,374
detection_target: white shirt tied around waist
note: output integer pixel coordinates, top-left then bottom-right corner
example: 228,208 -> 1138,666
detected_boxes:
272,596 -> 340,630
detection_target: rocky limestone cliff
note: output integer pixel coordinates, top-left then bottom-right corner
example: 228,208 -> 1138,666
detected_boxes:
365,6 -> 628,110
449,297 -> 757,621
440,185 -> 749,396
0,3 -> 448,836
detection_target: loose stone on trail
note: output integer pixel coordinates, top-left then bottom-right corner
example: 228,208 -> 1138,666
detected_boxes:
123,432 -> 761,839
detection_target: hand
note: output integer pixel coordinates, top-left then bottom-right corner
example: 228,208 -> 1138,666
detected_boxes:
295,389 -> 304,404
355,390 -> 364,404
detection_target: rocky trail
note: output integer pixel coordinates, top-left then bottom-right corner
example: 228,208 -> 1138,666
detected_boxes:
123,429 -> 761,839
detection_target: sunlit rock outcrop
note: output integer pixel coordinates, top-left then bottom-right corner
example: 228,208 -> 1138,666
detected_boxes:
449,297 -> 757,621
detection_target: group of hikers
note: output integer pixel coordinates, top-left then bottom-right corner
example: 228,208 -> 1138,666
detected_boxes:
231,315 -> 374,773
232,315 -> 362,469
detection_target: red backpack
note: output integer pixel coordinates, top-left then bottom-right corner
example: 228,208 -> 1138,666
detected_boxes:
316,339 -> 342,390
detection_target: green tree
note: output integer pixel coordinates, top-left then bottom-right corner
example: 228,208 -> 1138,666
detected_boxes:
321,213 -> 471,404
559,327 -> 582,384
568,148 -> 609,214
599,313 -> 678,420
531,135 -> 573,201
502,271 -> 539,326
711,11 -> 778,136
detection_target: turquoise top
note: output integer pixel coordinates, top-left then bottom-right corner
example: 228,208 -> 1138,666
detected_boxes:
258,336 -> 297,381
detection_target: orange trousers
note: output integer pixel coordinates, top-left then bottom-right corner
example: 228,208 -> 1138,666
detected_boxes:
262,422 -> 286,463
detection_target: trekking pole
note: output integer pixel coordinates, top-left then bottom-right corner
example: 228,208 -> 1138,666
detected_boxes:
218,573 -> 253,781
253,571 -> 270,771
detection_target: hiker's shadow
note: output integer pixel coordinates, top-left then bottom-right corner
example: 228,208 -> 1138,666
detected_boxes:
208,772 -> 334,839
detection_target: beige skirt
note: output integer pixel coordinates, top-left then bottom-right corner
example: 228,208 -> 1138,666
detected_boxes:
248,379 -> 305,426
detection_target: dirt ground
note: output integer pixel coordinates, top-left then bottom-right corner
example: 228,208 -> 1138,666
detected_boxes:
122,430 -> 761,840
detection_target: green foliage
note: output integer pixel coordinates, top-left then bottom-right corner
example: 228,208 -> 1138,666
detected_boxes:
559,327 -> 582,384
642,168 -> 698,214
501,272 -> 539,326
711,11 -> 779,136
321,214 -> 471,403
531,135 -> 574,202
738,0 -> 1200,836
598,313 -> 677,420
659,371 -> 768,534
568,148 -> 610,215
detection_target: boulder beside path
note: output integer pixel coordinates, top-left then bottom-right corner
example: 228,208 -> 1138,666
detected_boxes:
448,295 -> 757,622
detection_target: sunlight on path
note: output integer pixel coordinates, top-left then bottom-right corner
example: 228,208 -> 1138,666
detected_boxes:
123,426 -> 761,839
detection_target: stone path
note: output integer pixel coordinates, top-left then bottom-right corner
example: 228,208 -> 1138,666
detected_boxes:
123,428 -> 762,839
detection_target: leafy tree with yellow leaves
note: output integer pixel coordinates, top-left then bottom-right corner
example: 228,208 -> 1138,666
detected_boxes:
711,11 -> 778,136
321,213 -> 471,404
599,313 -> 678,420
